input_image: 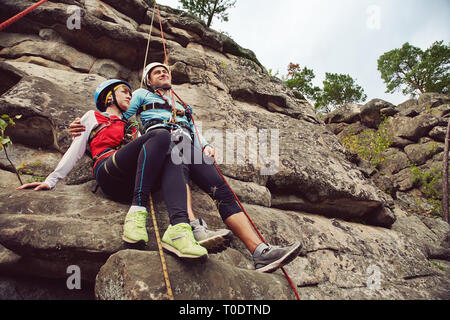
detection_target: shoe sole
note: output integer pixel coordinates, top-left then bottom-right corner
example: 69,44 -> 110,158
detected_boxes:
198,233 -> 233,254
162,243 -> 208,261
122,235 -> 147,245
256,243 -> 302,273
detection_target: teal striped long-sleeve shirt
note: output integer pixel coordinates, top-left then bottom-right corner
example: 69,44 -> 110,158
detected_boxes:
122,88 -> 209,150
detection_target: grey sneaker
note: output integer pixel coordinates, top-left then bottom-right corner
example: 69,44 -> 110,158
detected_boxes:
190,218 -> 233,253
253,241 -> 302,273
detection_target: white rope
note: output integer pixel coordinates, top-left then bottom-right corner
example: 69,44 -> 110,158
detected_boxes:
141,2 -> 157,89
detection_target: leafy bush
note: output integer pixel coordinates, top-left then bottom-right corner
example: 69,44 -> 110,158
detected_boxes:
341,118 -> 393,168
410,164 -> 449,216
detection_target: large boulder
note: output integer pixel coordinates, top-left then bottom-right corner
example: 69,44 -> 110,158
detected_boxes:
404,140 -> 444,166
0,61 -> 105,150
95,250 -> 297,300
388,114 -> 440,143
0,39 -> 97,72
360,99 -> 397,129
323,103 -> 362,124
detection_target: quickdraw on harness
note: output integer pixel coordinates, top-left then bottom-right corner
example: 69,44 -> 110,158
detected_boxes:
137,89 -> 194,144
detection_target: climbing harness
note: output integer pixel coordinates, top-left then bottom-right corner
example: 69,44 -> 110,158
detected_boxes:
0,0 -> 49,32
88,117 -> 139,162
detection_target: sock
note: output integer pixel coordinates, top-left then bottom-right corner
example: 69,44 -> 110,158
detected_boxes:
189,218 -> 202,230
128,205 -> 147,214
253,242 -> 269,258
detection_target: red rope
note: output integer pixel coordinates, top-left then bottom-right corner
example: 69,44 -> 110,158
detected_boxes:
171,89 -> 301,300
156,4 -> 168,66
0,0 -> 49,32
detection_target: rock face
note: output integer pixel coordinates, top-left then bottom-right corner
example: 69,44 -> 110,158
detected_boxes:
0,1 -> 449,300
323,96 -> 449,217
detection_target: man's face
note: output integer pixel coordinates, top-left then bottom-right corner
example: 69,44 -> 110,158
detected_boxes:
148,66 -> 171,89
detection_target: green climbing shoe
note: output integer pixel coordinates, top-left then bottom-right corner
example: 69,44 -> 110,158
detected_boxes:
162,223 -> 208,260
122,210 -> 149,244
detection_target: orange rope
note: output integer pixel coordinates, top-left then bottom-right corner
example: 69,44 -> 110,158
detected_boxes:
171,89 -> 301,300
0,0 -> 49,32
156,4 -> 168,66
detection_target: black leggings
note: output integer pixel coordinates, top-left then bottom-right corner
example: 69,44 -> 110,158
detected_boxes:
93,129 -> 241,225
173,141 -> 242,222
94,128 -> 168,206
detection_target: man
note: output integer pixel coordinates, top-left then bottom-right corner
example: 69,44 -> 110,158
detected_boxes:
71,62 -> 302,272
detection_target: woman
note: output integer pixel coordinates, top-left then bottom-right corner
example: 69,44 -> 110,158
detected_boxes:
17,79 -> 210,260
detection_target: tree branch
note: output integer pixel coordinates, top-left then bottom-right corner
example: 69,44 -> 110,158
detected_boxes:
443,118 -> 449,224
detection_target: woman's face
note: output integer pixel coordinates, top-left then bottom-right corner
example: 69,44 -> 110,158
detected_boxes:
115,85 -> 132,111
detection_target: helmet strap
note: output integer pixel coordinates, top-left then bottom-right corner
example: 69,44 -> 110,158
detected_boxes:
146,83 -> 172,93
105,86 -> 126,112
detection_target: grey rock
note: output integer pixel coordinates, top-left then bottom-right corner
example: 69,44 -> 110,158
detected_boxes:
95,250 -> 296,300
389,114 -> 440,142
418,93 -> 450,107
323,103 -> 362,124
378,148 -> 410,175
360,99 -> 396,129
428,126 -> 448,142
404,141 -> 444,166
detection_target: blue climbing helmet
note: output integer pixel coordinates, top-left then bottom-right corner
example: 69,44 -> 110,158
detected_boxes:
94,79 -> 132,112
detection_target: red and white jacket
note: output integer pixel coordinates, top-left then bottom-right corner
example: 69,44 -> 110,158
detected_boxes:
44,110 -> 134,189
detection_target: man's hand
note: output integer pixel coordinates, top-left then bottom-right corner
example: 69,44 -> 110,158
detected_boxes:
17,182 -> 51,191
69,117 -> 85,140
203,145 -> 216,158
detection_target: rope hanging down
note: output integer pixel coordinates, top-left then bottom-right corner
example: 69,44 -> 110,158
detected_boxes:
0,0 -> 49,32
149,194 -> 175,300
141,1 -> 157,89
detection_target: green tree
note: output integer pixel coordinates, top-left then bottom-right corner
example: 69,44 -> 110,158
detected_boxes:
142,0 -> 156,7
377,41 -> 450,97
315,73 -> 367,114
283,63 -> 321,100
1,114 -> 23,185
179,0 -> 236,27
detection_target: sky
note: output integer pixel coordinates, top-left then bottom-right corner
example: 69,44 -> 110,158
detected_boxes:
158,0 -> 450,105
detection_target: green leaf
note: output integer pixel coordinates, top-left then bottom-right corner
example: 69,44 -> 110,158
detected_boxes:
1,137 -> 11,145
0,118 -> 7,131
